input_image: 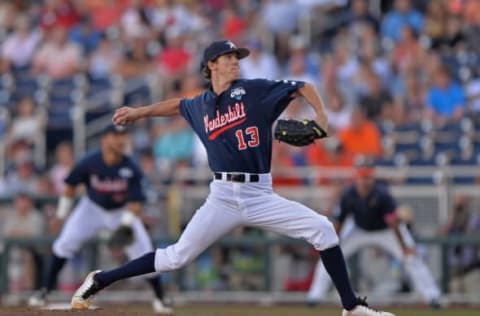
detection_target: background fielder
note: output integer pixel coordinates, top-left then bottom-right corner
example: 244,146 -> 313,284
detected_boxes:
28,124 -> 171,314
307,158 -> 441,307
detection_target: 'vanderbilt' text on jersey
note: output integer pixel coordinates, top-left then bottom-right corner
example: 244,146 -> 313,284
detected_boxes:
180,79 -> 305,173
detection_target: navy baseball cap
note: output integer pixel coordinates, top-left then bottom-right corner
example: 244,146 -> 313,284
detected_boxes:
201,40 -> 250,69
101,124 -> 128,136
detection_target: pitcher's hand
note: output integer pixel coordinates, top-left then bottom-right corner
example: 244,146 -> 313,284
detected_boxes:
113,106 -> 140,125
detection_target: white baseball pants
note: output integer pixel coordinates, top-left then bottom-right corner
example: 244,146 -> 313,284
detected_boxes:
154,174 -> 339,271
53,197 -> 153,260
307,223 -> 441,302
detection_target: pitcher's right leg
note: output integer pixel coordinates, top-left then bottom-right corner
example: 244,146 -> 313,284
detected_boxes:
72,193 -> 242,309
154,196 -> 242,271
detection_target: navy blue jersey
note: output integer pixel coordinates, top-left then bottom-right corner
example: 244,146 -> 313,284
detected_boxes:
65,151 -> 145,210
333,182 -> 397,231
180,79 -> 305,173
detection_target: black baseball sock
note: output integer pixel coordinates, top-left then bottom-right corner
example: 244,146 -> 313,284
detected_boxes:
45,254 -> 67,292
95,252 -> 156,288
146,276 -> 164,300
319,245 -> 357,311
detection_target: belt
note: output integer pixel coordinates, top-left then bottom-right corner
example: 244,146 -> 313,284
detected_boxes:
214,172 -> 260,183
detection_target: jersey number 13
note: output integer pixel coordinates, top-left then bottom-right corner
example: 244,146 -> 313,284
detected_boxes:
235,126 -> 260,150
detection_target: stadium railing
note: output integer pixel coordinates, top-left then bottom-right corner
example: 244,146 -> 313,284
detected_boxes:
1,234 -> 479,296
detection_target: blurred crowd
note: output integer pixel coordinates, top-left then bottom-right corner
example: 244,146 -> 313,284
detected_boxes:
0,0 -> 480,192
1,0 -> 480,294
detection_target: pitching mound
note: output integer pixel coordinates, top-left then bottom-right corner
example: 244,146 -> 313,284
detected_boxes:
0,308 -> 161,316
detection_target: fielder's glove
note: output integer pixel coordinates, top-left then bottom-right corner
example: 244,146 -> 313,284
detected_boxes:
274,119 -> 328,147
107,225 -> 134,248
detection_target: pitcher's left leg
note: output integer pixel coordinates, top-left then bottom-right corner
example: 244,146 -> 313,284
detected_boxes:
246,193 -> 394,315
246,194 -> 356,311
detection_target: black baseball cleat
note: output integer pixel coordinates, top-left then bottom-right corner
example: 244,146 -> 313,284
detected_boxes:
305,300 -> 319,308
71,270 -> 103,310
429,298 -> 443,309
342,297 -> 395,316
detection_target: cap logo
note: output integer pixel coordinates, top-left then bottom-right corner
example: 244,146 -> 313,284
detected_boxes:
226,41 -> 236,49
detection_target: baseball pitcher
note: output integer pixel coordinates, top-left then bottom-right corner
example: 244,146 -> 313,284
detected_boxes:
71,40 -> 394,316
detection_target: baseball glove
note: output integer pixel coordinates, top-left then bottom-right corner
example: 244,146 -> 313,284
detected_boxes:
108,225 -> 134,248
274,119 -> 327,146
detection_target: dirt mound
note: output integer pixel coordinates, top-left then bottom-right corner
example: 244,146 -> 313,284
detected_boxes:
0,308 -> 160,316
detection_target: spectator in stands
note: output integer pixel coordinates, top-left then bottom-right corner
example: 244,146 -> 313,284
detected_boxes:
391,26 -> 427,74
7,97 -> 44,146
0,15 -> 41,73
381,0 -> 424,42
329,39 -> 360,103
461,0 -> 480,54
240,39 -> 279,80
150,0 -> 198,37
88,35 -> 122,80
3,192 -> 45,291
287,35 -> 321,84
347,0 -> 379,32
306,136 -> 354,184
48,142 -> 74,196
423,1 -> 448,49
120,0 -> 152,41
156,33 -> 192,81
395,69 -> 426,124
220,6 -> 246,42
261,0 -> 300,63
338,106 -> 383,158
358,70 -> 394,123
3,191 -> 45,238
356,24 -> 392,84
426,66 -> 466,125
32,26 -> 82,79
81,0 -> 124,32
286,53 -> 318,89
0,1 -> 18,32
114,37 -> 153,79
68,16 -> 102,55
324,91 -> 352,132
39,0 -> 80,31
434,14 -> 465,53
5,157 -> 41,196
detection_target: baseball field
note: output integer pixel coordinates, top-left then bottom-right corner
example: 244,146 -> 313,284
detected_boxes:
0,305 -> 479,316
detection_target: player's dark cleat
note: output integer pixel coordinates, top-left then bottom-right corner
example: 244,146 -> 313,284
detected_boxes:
71,270 -> 103,310
342,297 -> 395,316
305,300 -> 319,308
152,298 -> 174,315
28,288 -> 48,307
429,298 -> 442,309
